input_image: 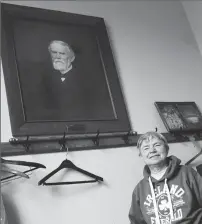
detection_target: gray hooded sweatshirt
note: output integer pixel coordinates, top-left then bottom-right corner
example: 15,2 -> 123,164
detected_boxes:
129,156 -> 202,224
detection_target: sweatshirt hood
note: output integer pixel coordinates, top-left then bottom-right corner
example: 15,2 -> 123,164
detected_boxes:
143,155 -> 181,182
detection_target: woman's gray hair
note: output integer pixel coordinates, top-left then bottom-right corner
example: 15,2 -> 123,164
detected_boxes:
48,40 -> 75,62
137,131 -> 169,151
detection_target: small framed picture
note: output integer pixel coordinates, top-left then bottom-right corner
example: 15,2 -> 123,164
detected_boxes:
155,102 -> 202,133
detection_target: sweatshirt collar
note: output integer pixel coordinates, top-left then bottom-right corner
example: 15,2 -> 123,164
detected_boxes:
143,155 -> 181,182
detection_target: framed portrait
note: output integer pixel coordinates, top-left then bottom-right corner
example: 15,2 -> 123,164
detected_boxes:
155,102 -> 202,133
1,3 -> 131,137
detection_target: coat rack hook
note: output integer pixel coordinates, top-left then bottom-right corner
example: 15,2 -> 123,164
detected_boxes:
122,130 -> 135,145
59,131 -> 67,151
92,129 -> 100,146
23,135 -> 31,153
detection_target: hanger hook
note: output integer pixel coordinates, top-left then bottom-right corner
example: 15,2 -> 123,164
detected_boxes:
65,144 -> 69,160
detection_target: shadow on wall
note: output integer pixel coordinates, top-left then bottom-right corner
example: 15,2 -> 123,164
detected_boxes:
2,194 -> 21,224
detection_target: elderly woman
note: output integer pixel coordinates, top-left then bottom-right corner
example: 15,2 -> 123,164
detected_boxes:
129,131 -> 202,224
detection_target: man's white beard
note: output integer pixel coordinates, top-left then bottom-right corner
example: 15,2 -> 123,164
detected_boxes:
53,60 -> 67,73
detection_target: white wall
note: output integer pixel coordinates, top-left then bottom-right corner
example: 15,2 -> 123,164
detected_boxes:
1,1 -> 202,224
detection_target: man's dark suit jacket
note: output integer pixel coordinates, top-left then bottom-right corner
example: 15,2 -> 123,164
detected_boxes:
19,58 -> 115,122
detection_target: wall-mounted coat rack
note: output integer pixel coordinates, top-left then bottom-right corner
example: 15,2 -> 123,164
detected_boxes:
1,131 -> 137,156
1,131 -> 202,157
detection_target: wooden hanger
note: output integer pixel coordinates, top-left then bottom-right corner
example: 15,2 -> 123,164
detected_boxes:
1,158 -> 46,168
39,129 -> 103,186
1,164 -> 29,179
1,158 -> 46,181
38,158 -> 103,186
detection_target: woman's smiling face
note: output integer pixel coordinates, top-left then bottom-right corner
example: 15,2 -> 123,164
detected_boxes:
139,136 -> 168,166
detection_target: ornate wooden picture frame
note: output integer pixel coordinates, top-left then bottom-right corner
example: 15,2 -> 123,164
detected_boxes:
1,3 -> 131,138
